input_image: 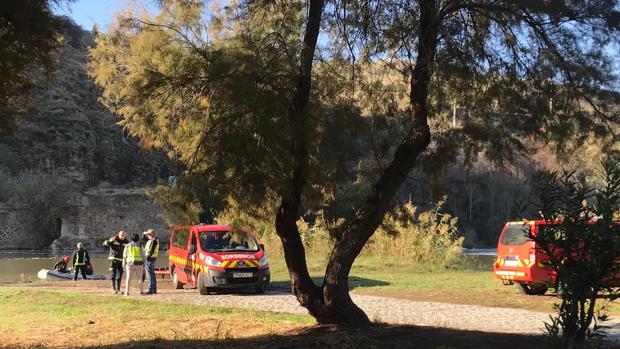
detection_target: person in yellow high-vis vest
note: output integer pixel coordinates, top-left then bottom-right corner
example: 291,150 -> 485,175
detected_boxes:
123,233 -> 145,296
143,229 -> 159,295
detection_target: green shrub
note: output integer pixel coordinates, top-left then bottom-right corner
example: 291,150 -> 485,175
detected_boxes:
533,160 -> 620,348
147,182 -> 203,226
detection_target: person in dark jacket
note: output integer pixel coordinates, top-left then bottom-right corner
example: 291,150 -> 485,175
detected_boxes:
103,230 -> 129,294
143,229 -> 159,295
72,243 -> 90,281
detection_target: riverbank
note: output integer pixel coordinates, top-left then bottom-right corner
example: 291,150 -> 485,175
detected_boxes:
0,253 -> 599,314
4,252 -> 620,348
0,286 -> 546,349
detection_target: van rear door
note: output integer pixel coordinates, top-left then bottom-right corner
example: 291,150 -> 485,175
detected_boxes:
498,223 -> 532,268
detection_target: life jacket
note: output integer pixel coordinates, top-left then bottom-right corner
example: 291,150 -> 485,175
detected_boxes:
145,238 -> 159,260
124,242 -> 144,265
73,249 -> 89,266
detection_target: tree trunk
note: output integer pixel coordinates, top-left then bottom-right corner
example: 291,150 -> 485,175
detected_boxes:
276,0 -> 442,325
274,0 -> 327,320
320,0 -> 440,324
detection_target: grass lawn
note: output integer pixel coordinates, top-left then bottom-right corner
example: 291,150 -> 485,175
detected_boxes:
267,254 -> 611,314
0,286 -> 544,349
0,286 -> 311,348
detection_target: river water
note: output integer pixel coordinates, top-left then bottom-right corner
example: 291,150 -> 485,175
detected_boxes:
0,248 -> 497,283
0,250 -> 170,283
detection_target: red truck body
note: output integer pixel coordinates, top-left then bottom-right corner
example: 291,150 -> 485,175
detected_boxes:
493,220 -> 620,295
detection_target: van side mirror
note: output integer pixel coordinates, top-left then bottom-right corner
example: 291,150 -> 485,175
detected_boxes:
259,243 -> 265,251
189,244 -> 197,254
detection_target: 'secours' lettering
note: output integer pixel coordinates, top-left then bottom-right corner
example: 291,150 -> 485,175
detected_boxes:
221,254 -> 255,260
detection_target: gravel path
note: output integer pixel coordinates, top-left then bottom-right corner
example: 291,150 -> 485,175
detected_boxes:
49,282 -> 620,342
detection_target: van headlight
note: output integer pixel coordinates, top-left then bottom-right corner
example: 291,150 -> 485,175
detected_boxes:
205,256 -> 222,267
258,255 -> 268,267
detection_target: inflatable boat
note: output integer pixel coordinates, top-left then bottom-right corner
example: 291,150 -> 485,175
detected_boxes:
37,269 -> 107,280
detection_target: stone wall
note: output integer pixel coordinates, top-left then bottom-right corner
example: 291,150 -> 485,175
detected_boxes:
0,188 -> 168,250
0,204 -> 34,249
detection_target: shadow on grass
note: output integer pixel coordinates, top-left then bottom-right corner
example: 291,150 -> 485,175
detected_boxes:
80,324 -> 544,349
267,277 -> 390,294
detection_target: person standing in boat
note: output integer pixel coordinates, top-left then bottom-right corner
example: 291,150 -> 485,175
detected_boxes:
103,230 -> 129,294
72,242 -> 90,281
122,233 -> 145,296
143,229 -> 159,295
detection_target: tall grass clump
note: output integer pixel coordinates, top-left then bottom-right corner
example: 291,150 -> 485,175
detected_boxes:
212,196 -> 467,269
364,198 -> 464,268
296,212 -> 334,255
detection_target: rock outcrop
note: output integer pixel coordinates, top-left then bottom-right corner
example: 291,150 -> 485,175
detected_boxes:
0,24 -> 168,186
0,22 -> 170,249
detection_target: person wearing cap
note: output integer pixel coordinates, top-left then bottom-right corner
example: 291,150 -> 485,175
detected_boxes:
72,242 -> 90,281
103,230 -> 129,294
143,229 -> 159,295
123,233 -> 145,296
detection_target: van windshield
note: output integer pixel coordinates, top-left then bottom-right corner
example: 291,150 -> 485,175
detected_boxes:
500,224 -> 531,245
199,230 -> 259,252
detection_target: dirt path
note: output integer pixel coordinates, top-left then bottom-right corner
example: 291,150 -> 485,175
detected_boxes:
43,280 -> 620,343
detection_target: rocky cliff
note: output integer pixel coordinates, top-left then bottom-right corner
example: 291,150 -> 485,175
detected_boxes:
0,25 -> 168,186
0,23 -> 170,249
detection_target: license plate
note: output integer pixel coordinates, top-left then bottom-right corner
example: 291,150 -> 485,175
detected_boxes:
232,272 -> 253,278
504,257 -> 518,267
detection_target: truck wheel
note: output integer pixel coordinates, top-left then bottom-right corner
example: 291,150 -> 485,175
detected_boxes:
255,284 -> 266,294
171,268 -> 184,290
198,272 -> 210,295
516,282 -> 548,295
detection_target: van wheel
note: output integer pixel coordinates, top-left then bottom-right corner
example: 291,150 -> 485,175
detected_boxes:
171,268 -> 184,290
516,282 -> 548,295
198,272 -> 210,295
255,284 -> 265,294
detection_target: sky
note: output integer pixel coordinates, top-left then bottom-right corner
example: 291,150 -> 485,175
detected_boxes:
56,0 -> 618,89
55,0 -> 142,30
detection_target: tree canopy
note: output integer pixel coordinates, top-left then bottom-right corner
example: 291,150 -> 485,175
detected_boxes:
90,0 -> 620,324
0,0 -> 76,132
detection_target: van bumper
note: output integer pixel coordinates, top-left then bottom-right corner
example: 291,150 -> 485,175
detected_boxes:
204,267 -> 270,288
494,267 -> 555,285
